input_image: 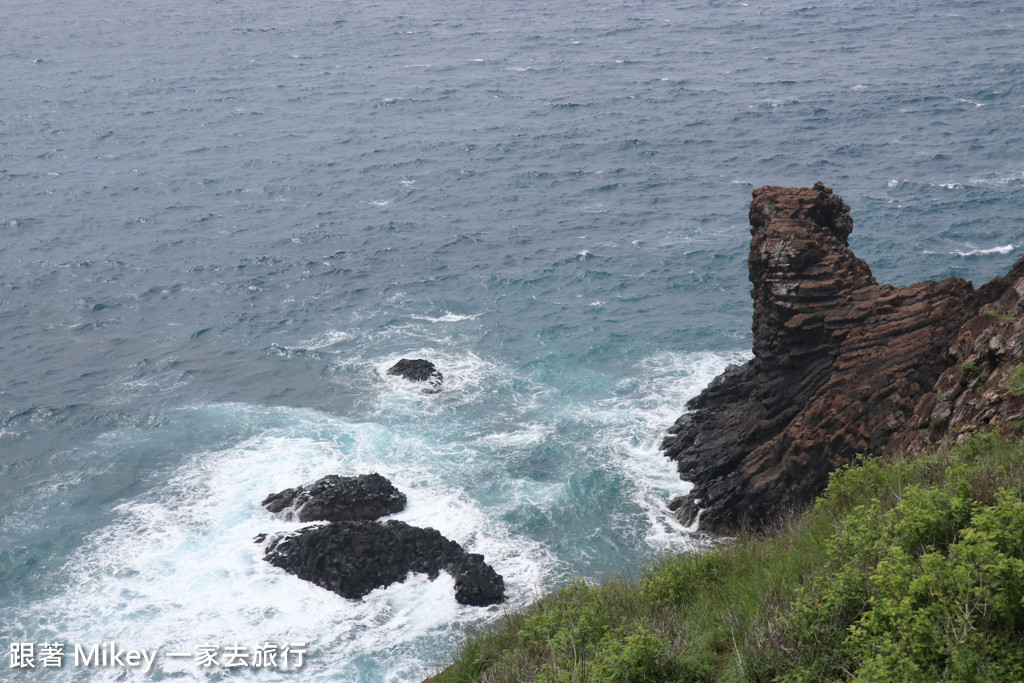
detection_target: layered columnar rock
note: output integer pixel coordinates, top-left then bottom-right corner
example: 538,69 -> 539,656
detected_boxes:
662,183 -> 990,533
262,473 -> 407,523
264,520 -> 505,607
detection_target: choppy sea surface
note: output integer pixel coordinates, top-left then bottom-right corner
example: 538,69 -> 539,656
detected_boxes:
1,0 -> 1021,679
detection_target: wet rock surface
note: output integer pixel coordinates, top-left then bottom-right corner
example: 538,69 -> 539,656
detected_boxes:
262,473 -> 407,523
387,358 -> 443,392
662,183 -> 1012,533
264,520 -> 505,606
259,473 -> 504,606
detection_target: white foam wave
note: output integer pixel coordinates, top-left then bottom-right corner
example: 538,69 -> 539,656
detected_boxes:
478,423 -> 553,448
17,404 -> 554,681
952,244 -> 1016,257
300,328 -> 354,350
968,170 -> 1024,186
408,311 -> 482,323
569,350 -> 750,553
930,170 -> 1024,189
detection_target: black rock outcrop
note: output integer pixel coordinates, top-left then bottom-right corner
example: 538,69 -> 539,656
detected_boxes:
262,473 -> 406,523
264,520 -> 505,607
387,358 -> 443,392
259,473 -> 505,606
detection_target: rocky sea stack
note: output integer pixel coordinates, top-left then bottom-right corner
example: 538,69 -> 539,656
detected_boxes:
663,183 -> 1024,534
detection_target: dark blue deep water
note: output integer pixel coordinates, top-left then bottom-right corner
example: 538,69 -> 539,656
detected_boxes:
2,0 -> 1022,679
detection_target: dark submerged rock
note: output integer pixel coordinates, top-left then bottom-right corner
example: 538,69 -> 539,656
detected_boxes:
264,520 -> 505,606
386,358 -> 443,393
663,183 -> 1015,534
261,473 -> 406,523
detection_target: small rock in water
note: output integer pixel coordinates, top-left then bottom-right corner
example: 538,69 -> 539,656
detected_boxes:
386,358 -> 443,393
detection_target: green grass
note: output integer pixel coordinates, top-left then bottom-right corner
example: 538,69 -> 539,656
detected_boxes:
432,431 -> 1024,682
981,305 -> 1019,323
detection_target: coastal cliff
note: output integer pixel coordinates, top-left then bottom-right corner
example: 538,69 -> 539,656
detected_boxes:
662,183 -> 1023,533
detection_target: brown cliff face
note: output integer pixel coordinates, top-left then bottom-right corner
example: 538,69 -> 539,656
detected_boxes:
662,183 -> 1006,534
890,255 -> 1024,454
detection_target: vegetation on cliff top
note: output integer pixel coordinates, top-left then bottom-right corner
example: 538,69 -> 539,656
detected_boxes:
432,429 -> 1024,682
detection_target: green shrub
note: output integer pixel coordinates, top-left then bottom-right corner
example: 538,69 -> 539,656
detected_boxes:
591,625 -> 680,682
1006,363 -> 1024,397
778,437 -> 1024,682
960,360 -> 980,377
842,490 -> 1024,681
516,577 -> 612,664
640,550 -> 724,607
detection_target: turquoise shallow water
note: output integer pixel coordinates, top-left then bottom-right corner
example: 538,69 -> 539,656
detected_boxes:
1,0 -> 1022,679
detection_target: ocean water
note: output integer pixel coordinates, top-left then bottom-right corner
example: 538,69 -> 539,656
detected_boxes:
1,0 -> 1021,679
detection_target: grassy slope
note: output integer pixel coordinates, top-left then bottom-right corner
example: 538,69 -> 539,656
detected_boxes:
432,430 -> 1024,682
